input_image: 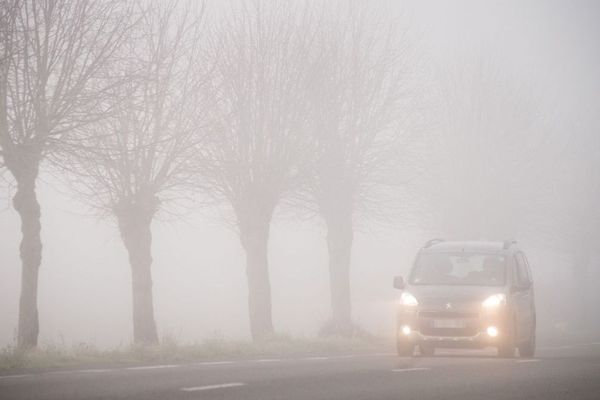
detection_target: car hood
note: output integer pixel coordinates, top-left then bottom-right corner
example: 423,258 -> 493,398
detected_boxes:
406,285 -> 504,309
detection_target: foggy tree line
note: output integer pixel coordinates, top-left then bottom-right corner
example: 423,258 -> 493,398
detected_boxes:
1,0 -> 135,348
1,0 -> 598,349
1,0 -> 416,347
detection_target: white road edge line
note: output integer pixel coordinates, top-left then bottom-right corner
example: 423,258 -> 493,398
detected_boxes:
539,342 -> 600,350
0,374 -> 32,380
392,367 -> 430,372
0,352 -> 399,380
181,382 -> 246,392
126,364 -> 179,371
195,361 -> 235,366
516,359 -> 540,363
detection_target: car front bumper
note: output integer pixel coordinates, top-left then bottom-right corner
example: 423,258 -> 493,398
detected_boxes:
397,307 -> 512,349
403,331 -> 497,348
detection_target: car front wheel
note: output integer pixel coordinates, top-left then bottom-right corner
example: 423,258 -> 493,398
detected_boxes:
497,321 -> 516,358
419,343 -> 435,357
396,335 -> 415,357
519,319 -> 536,358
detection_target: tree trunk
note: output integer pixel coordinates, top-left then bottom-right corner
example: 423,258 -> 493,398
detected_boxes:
239,212 -> 275,341
323,210 -> 354,336
573,249 -> 590,329
13,174 -> 42,349
117,209 -> 159,345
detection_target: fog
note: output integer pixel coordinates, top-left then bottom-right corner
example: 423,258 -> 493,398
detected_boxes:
1,0 -> 599,350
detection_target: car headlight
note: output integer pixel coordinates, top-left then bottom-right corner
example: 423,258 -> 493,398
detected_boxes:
399,292 -> 419,307
482,293 -> 506,308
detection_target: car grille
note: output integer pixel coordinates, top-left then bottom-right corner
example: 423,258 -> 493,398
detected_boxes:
419,311 -> 479,319
418,311 -> 480,337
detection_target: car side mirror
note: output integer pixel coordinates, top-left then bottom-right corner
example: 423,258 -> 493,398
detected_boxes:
511,281 -> 531,293
393,276 -> 405,290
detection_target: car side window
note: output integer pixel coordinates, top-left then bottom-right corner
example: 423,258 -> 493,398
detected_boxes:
515,253 -> 530,285
507,255 -> 518,285
522,254 -> 533,282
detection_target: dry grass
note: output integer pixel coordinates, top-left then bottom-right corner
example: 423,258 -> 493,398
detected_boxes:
0,334 -> 390,371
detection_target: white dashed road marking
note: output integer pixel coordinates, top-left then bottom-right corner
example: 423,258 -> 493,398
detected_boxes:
181,382 -> 246,392
195,361 -> 235,366
392,368 -> 430,373
254,359 -> 281,363
126,364 -> 179,371
516,359 -> 540,363
78,369 -> 111,373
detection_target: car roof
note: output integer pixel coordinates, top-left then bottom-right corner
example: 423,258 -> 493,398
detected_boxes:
421,240 -> 515,255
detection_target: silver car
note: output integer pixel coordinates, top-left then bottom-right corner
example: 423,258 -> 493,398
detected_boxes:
393,239 -> 536,358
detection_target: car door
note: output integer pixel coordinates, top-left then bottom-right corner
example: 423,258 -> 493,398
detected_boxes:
513,252 -> 534,342
521,253 -> 535,335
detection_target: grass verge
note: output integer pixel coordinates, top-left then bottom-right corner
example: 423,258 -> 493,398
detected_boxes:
0,334 -> 391,372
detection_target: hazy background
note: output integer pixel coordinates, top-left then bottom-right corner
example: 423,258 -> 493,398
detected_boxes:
1,0 -> 599,348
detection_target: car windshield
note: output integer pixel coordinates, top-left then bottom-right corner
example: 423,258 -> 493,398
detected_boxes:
410,252 -> 506,286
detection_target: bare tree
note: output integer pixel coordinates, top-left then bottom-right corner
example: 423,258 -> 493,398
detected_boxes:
202,1 -> 320,341
0,0 -> 19,173
430,54 -> 547,241
546,106 -> 600,329
306,4 -> 417,335
434,54 -> 598,330
61,0 -> 207,344
0,0 -> 131,348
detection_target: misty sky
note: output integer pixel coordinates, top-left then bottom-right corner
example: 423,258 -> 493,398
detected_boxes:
1,0 -> 599,348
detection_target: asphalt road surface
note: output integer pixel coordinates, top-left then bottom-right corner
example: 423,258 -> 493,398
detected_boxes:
2,342 -> 600,400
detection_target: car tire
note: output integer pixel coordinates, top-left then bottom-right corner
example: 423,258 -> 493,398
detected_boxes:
397,336 -> 414,357
497,321 -> 516,358
498,344 -> 515,358
519,320 -> 536,358
419,344 -> 435,357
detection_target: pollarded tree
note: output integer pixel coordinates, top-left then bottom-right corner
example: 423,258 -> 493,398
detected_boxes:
0,0 -> 132,348
201,1 -> 320,341
0,0 -> 19,174
306,4 -> 418,335
430,54 -> 548,241
434,54 -> 596,329
546,107 -> 600,328
61,0 -> 207,344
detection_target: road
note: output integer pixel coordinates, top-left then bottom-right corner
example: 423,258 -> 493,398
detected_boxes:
2,343 -> 600,400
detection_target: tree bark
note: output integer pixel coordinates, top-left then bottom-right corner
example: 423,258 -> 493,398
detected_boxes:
323,209 -> 354,336
239,211 -> 275,341
573,248 -> 590,329
117,207 -> 159,345
13,172 -> 42,349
